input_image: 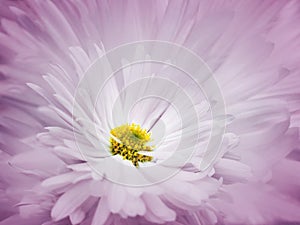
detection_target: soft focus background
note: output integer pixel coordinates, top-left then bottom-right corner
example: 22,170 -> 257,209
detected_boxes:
0,1 -> 300,225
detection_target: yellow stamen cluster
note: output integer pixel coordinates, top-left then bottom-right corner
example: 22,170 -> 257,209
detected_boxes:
110,123 -> 154,167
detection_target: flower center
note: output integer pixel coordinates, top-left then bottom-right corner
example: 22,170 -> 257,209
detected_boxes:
110,123 -> 154,167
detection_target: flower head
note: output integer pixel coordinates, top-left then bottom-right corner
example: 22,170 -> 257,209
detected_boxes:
109,123 -> 154,167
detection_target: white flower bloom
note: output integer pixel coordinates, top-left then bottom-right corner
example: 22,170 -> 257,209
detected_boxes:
0,1 -> 300,225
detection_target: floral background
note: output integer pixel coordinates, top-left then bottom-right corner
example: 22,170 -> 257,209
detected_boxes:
0,1 -> 300,225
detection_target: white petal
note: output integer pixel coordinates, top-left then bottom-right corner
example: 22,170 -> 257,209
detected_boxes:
143,193 -> 176,222
92,198 -> 110,225
51,182 -> 90,221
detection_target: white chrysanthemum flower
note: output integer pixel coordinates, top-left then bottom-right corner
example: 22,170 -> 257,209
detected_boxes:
29,42 -> 225,225
0,1 -> 300,225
